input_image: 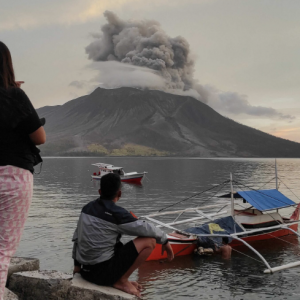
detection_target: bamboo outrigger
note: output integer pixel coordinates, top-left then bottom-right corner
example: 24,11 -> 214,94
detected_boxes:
140,162 -> 300,274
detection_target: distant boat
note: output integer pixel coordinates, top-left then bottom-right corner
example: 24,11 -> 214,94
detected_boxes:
91,163 -> 147,184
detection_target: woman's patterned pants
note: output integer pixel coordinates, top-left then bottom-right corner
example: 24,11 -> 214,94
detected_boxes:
0,166 -> 32,300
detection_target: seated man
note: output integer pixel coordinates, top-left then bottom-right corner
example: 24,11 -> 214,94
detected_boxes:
214,237 -> 232,259
72,173 -> 174,297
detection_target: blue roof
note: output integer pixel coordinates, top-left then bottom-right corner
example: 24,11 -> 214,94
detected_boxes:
237,189 -> 295,211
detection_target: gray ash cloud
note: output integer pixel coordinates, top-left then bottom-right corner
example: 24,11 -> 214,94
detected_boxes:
83,11 -> 294,121
86,10 -> 194,91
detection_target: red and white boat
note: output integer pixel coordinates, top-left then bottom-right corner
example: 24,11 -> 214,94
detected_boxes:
91,163 -> 147,184
141,171 -> 300,273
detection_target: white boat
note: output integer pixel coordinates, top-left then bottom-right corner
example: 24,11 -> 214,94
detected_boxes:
91,163 -> 147,184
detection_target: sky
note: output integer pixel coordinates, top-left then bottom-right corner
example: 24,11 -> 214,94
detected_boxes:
1,0 -> 300,142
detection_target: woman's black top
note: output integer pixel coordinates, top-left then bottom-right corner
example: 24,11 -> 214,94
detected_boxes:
0,87 -> 43,173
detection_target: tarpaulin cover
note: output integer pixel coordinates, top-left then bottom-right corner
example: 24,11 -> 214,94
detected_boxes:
237,189 -> 295,211
185,216 -> 244,248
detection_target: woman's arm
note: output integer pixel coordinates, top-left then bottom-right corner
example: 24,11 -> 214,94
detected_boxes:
29,126 -> 46,145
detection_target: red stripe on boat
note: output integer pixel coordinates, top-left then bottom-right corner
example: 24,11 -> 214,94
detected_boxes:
230,223 -> 299,246
121,176 -> 143,183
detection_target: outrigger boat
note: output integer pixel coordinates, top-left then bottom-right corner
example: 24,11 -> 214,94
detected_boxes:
141,171 -> 300,274
91,163 -> 147,184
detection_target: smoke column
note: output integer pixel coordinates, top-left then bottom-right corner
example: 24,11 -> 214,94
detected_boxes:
86,11 -> 196,92
84,11 -> 293,120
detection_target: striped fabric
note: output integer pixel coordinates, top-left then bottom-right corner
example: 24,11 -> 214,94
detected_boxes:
0,166 -> 33,300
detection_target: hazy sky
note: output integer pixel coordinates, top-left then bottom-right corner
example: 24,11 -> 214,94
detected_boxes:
1,0 -> 300,142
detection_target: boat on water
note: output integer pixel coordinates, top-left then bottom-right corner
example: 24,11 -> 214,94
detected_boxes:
91,163 -> 147,184
141,171 -> 300,273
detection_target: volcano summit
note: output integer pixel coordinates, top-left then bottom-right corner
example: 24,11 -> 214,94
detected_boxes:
37,87 -> 300,157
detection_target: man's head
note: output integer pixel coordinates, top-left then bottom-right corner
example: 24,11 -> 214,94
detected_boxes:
222,237 -> 229,245
99,173 -> 122,201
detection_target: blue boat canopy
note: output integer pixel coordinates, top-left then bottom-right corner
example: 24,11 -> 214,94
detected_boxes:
221,189 -> 295,211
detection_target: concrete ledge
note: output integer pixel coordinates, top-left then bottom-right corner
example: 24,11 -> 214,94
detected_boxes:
8,271 -> 135,300
8,270 -> 72,300
8,257 -> 39,280
4,288 -> 18,300
68,273 -> 135,300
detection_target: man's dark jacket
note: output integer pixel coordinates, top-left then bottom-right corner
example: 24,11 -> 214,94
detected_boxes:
72,197 -> 167,265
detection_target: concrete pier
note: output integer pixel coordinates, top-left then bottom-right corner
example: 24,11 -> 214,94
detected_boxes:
68,273 -> 135,300
8,270 -> 72,300
6,258 -> 135,300
7,257 -> 39,280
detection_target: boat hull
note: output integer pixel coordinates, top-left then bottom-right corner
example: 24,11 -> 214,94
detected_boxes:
147,237 -> 197,261
91,174 -> 145,184
230,223 -> 298,246
147,223 -> 299,260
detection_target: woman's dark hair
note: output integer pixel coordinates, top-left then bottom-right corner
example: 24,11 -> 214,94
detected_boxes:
0,41 -> 17,89
100,173 -> 121,200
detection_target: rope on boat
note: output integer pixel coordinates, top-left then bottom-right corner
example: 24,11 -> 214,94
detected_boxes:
217,204 -> 228,213
158,180 -> 230,212
257,176 -> 276,190
228,235 -> 298,264
143,174 -> 151,183
213,240 -> 265,265
231,248 -> 265,264
278,177 -> 300,203
179,182 -> 228,224
201,182 -> 229,209
265,233 -> 300,247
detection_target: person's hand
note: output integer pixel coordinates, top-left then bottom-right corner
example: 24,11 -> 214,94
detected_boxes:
16,81 -> 24,88
73,266 -> 81,275
161,242 -> 174,261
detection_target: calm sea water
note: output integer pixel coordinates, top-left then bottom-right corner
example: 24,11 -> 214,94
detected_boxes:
16,157 -> 300,299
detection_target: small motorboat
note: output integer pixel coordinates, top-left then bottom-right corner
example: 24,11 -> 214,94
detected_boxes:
91,163 -> 147,184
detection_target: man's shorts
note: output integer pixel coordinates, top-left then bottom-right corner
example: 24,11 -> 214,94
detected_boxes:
80,240 -> 139,286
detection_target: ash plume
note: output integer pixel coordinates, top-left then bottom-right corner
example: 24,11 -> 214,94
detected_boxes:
86,10 -> 195,92
83,11 -> 294,121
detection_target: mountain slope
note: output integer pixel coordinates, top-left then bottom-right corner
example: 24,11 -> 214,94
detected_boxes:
37,87 -> 300,157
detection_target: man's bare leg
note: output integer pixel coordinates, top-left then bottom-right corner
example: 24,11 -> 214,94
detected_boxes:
113,237 -> 156,297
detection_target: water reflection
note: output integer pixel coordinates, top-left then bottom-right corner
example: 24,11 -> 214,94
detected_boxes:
137,235 -> 300,299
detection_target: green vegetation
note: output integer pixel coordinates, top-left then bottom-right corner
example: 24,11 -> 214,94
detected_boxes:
40,139 -> 76,156
87,144 -> 109,156
88,143 -> 170,156
40,141 -> 170,157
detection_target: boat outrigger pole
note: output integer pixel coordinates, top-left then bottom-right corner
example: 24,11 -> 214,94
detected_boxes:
230,173 -> 236,233
275,158 -> 278,190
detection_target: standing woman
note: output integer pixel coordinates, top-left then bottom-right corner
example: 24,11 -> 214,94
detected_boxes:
0,41 -> 46,299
